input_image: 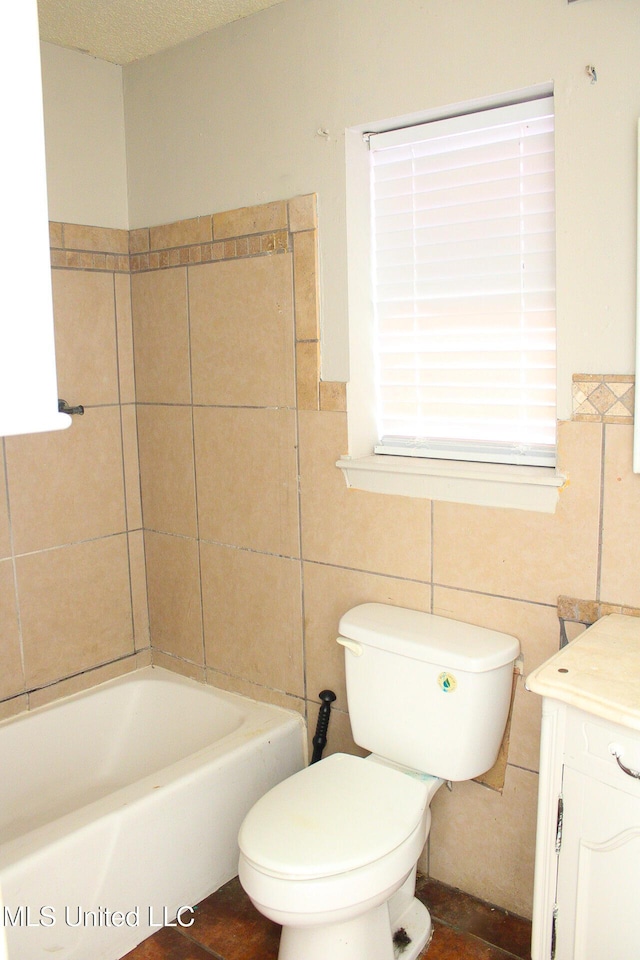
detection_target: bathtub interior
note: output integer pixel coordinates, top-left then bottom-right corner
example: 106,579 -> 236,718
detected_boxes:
0,666 -> 307,960
0,668 -> 249,843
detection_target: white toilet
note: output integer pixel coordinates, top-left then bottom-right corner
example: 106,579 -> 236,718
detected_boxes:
238,603 -> 520,960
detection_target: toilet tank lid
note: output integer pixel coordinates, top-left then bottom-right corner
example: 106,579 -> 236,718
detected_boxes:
339,603 -> 520,672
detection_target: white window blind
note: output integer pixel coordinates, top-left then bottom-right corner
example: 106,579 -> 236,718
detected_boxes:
370,96 -> 556,467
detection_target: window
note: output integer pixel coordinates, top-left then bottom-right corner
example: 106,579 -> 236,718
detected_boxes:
370,97 -> 556,467
339,89 -> 564,512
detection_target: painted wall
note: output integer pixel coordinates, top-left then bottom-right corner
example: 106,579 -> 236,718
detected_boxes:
40,43 -> 128,229
120,0 -> 640,417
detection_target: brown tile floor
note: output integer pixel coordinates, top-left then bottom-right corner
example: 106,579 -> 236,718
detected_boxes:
123,874 -> 531,960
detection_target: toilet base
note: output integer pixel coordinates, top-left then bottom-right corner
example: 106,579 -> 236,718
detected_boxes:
276,896 -> 432,960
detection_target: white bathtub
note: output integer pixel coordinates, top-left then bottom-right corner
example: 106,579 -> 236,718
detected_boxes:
0,666 -> 306,960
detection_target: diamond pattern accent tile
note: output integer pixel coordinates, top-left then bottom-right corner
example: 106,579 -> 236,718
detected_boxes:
572,374 -> 634,423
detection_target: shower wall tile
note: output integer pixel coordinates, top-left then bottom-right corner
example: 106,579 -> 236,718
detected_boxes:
194,406 -> 299,557
212,200 -> 288,239
0,559 -> 24,700
200,541 -> 304,697
121,404 -> 143,530
296,340 -> 320,411
0,225 -> 145,714
149,215 -> 213,251
145,531 -> 203,663
62,223 -> 129,255
298,410 -> 431,580
432,420 -> 602,606
128,530 -> 150,650
189,255 -> 295,408
293,229 -> 320,341
115,273 -> 135,403
17,535 -> 134,689
288,193 -> 317,233
28,652 -> 150,710
205,667 -> 305,716
131,267 -> 191,404
137,404 -> 197,537
600,424 -> 640,606
51,269 -> 120,405
0,454 -> 10,560
5,406 -> 126,555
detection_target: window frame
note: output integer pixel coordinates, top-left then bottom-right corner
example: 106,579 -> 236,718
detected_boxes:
338,85 -> 565,513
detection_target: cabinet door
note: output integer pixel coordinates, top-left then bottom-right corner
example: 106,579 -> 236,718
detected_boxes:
556,766 -> 640,960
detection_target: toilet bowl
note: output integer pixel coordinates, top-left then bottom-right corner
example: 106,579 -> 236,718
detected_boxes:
238,752 -> 443,960
237,603 -> 520,960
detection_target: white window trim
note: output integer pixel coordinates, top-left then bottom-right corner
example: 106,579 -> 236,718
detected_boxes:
339,85 -> 565,514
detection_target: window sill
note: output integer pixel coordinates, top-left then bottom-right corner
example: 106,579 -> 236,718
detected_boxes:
336,454 -> 566,513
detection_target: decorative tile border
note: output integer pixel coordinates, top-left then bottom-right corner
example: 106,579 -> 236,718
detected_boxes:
558,594 -> 640,625
572,374 -> 634,423
48,194 -> 347,415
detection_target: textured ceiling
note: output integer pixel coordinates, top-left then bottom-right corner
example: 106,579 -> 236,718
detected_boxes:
37,0 -> 288,65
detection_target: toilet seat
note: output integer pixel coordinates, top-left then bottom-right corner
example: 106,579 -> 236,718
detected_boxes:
238,753 -> 429,881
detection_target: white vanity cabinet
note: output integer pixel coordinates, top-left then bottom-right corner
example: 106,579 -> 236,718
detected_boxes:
527,614 -> 640,960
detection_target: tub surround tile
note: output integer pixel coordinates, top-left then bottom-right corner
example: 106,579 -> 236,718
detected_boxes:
149,216 -> 213,251
212,200 -> 288,239
131,268 -> 191,405
62,223 -> 129,255
293,229 -> 320,341
288,193 -> 318,233
0,459 -> 10,560
115,273 -> 136,403
319,380 -> 347,412
18,535 -> 135,689
200,542 -> 304,697
121,404 -> 143,531
206,668 -> 306,717
27,652 -> 147,710
51,269 -> 120,406
128,530 -> 151,650
194,407 -> 299,558
151,649 -> 207,684
145,531 -> 204,663
189,255 -> 295,408
0,560 -> 24,700
299,410 -> 431,580
137,405 -> 197,538
296,340 -> 320,411
432,420 -> 602,606
5,406 -> 127,555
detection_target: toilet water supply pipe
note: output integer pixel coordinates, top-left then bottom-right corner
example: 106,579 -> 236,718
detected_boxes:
310,690 -> 336,764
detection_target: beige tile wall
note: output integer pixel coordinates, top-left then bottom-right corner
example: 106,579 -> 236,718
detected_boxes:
0,224 -> 150,717
129,196 -> 640,920
3,195 -> 638,921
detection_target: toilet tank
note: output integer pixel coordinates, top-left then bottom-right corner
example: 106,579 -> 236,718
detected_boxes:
338,603 -> 520,782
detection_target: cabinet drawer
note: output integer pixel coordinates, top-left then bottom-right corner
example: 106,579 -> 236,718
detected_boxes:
564,707 -> 640,794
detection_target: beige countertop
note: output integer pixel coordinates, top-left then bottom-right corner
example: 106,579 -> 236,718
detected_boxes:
526,614 -> 640,732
